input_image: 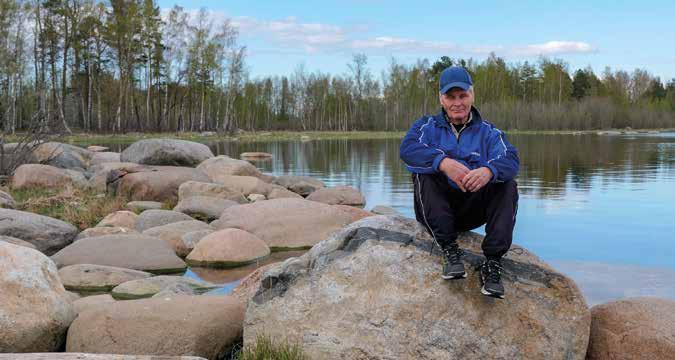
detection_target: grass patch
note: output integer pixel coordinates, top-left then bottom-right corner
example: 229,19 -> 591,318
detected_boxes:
5,185 -> 126,230
231,334 -> 308,360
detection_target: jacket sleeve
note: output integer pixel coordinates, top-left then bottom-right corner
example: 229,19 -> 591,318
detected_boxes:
481,126 -> 519,182
399,117 -> 447,174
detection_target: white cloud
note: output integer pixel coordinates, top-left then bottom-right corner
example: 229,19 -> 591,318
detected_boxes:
197,11 -> 596,58
512,41 -> 595,56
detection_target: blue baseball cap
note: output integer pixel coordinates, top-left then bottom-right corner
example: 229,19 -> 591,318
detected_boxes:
439,66 -> 473,94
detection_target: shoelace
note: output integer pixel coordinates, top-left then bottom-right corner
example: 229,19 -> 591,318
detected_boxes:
481,259 -> 502,283
443,244 -> 463,263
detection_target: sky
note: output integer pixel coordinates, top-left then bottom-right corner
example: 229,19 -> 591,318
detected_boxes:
157,0 -> 675,82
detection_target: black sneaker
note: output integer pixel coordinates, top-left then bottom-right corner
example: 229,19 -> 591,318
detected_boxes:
441,243 -> 466,280
479,259 -> 505,298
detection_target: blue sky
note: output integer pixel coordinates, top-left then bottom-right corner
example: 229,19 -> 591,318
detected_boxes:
158,0 -> 675,82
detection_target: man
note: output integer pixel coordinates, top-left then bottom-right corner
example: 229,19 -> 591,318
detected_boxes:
399,66 -> 519,299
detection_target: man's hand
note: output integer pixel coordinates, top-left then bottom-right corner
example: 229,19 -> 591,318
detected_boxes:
462,167 -> 493,192
439,158 -> 470,192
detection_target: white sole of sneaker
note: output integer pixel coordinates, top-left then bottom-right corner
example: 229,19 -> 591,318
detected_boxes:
481,286 -> 505,299
442,273 -> 467,280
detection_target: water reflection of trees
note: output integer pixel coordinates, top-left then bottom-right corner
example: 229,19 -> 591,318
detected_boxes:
105,134 -> 675,202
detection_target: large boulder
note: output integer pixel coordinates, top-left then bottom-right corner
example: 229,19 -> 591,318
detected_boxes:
125,200 -> 163,213
0,190 -> 16,208
111,166 -> 210,202
58,264 -> 152,293
179,230 -> 215,257
0,208 -> 78,255
272,175 -> 325,196
111,275 -> 217,299
66,296 -> 244,359
178,180 -> 248,204
51,234 -> 186,274
120,139 -> 214,166
0,235 -> 37,249
173,196 -> 240,221
11,164 -> 88,190
244,215 -> 591,359
89,151 -> 120,166
87,162 -> 150,192
96,210 -> 138,229
0,242 -> 76,352
32,142 -> 92,170
142,220 -> 213,256
75,226 -> 138,241
306,185 -> 366,207
135,209 -> 194,232
212,198 -> 367,251
186,228 -> 271,268
587,297 -> 675,360
72,294 -> 116,315
197,155 -> 270,182
0,354 -> 206,360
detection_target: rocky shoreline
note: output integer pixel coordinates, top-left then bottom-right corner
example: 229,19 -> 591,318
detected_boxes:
1,138 -> 673,359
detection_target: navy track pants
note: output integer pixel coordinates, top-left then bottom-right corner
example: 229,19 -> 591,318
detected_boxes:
412,173 -> 518,259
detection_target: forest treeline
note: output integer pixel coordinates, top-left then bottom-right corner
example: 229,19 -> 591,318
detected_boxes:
1,0 -> 674,134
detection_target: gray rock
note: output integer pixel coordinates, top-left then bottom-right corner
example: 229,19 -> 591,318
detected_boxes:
87,162 -> 151,192
75,226 -> 138,241
111,166 -> 210,202
244,215 -> 591,360
151,282 -> 201,298
142,220 -> 213,257
89,151 -> 120,166
111,276 -> 217,300
587,297 -> 675,360
32,142 -> 92,169
0,235 -> 37,249
71,294 -> 116,314
0,190 -> 15,208
51,234 -> 186,274
120,139 -> 214,166
125,200 -> 164,213
370,204 -> 399,215
0,242 -> 76,352
58,264 -> 152,293
272,175 -> 326,196
0,208 -> 78,255
186,229 -> 270,268
306,185 -> 366,207
180,229 -> 215,256
66,296 -> 244,359
178,180 -> 249,204
135,209 -> 194,232
173,196 -> 239,221
0,354 -> 206,360
11,164 -> 89,190
214,198 -> 363,251
197,155 -> 270,183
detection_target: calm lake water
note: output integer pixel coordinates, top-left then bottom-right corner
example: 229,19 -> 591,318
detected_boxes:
105,132 -> 675,305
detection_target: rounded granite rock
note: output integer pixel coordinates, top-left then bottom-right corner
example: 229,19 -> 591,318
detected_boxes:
186,228 -> 270,268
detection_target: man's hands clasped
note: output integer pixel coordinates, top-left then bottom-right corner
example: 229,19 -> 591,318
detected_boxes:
439,158 -> 492,192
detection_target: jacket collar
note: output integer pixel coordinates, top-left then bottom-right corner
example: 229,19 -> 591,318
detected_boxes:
434,106 -> 484,129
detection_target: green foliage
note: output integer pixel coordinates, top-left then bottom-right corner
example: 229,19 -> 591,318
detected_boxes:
1,0 -> 675,134
232,335 -> 308,360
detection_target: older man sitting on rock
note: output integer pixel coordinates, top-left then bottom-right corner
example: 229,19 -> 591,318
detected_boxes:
399,66 -> 520,299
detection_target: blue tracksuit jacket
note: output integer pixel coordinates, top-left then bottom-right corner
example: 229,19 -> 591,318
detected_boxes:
399,107 -> 519,189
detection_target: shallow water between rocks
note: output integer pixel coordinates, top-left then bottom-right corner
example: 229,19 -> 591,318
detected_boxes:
98,131 -> 675,305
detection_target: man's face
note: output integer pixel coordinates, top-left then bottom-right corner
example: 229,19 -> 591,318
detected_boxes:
439,87 -> 474,124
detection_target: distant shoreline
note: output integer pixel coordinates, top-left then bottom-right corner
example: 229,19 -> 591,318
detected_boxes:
3,128 -> 674,145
